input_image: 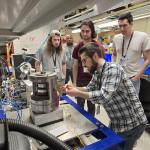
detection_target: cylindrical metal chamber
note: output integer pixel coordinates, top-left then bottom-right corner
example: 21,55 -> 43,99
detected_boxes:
29,72 -> 60,114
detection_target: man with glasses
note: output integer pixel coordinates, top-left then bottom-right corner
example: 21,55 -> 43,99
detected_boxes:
62,43 -> 147,150
112,12 -> 150,94
72,20 -> 105,116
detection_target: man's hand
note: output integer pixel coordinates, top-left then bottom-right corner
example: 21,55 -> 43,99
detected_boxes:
66,86 -> 80,97
73,82 -> 76,87
61,84 -> 80,97
61,84 -> 73,93
131,75 -> 140,81
35,62 -> 41,72
61,84 -> 89,99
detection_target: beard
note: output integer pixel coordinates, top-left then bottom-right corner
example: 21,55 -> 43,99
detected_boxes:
81,35 -> 91,41
89,60 -> 98,74
67,42 -> 73,46
83,37 -> 90,41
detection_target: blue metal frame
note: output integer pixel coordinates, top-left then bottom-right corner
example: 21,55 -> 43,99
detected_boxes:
61,96 -> 123,150
105,54 -> 150,75
0,109 -> 6,119
144,65 -> 150,75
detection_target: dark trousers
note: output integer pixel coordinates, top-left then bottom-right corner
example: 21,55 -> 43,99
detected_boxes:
76,81 -> 95,116
65,69 -> 73,84
118,124 -> 146,150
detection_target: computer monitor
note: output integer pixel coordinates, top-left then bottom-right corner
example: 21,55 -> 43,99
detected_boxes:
11,54 -> 36,80
140,58 -> 150,75
104,53 -> 112,62
144,65 -> 150,75
104,55 -> 150,75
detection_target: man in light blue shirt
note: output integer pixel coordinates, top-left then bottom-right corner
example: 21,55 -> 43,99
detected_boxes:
64,34 -> 75,83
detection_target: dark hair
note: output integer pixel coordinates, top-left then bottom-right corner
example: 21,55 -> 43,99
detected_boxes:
118,12 -> 133,24
79,42 -> 102,58
46,32 -> 62,56
80,20 -> 96,39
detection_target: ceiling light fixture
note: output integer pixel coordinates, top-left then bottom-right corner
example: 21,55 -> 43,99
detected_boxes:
134,13 -> 150,20
72,28 -> 81,33
97,20 -> 118,29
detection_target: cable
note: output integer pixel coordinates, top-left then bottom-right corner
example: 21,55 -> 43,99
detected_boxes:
0,98 -> 22,120
0,118 -> 71,150
0,56 -> 11,76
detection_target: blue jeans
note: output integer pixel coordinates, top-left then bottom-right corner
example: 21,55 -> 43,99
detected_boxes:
65,69 -> 73,83
76,81 -> 95,116
118,124 -> 146,150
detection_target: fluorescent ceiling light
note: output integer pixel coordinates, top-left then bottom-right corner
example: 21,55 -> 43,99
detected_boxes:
134,14 -> 150,20
96,14 -> 150,29
72,28 -> 81,33
97,20 -> 118,29
93,17 -> 107,23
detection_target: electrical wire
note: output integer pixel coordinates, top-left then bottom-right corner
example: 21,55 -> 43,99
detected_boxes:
0,56 -> 11,76
0,78 -> 25,120
0,98 -> 22,120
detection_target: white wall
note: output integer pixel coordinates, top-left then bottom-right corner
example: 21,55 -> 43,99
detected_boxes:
13,25 -> 47,54
13,18 -> 61,54
13,16 -> 150,55
134,17 -> 150,36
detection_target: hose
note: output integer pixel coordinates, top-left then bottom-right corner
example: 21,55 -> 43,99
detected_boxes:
0,118 -> 72,150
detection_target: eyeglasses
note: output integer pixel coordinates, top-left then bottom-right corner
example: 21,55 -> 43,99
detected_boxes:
81,56 -> 89,64
118,24 -> 129,28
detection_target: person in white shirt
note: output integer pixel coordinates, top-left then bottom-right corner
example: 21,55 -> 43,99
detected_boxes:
112,12 -> 150,94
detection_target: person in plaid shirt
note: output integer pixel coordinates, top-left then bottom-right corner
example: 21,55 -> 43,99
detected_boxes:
62,43 -> 147,150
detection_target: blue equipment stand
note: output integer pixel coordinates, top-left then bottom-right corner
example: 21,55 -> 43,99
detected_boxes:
61,96 -> 123,150
0,108 -> 6,119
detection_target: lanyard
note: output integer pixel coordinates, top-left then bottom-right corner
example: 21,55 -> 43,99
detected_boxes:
122,32 -> 133,58
52,52 -> 57,67
69,48 -> 72,60
97,62 -> 106,90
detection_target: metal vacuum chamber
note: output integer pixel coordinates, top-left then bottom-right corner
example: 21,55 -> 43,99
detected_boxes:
29,72 -> 60,114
